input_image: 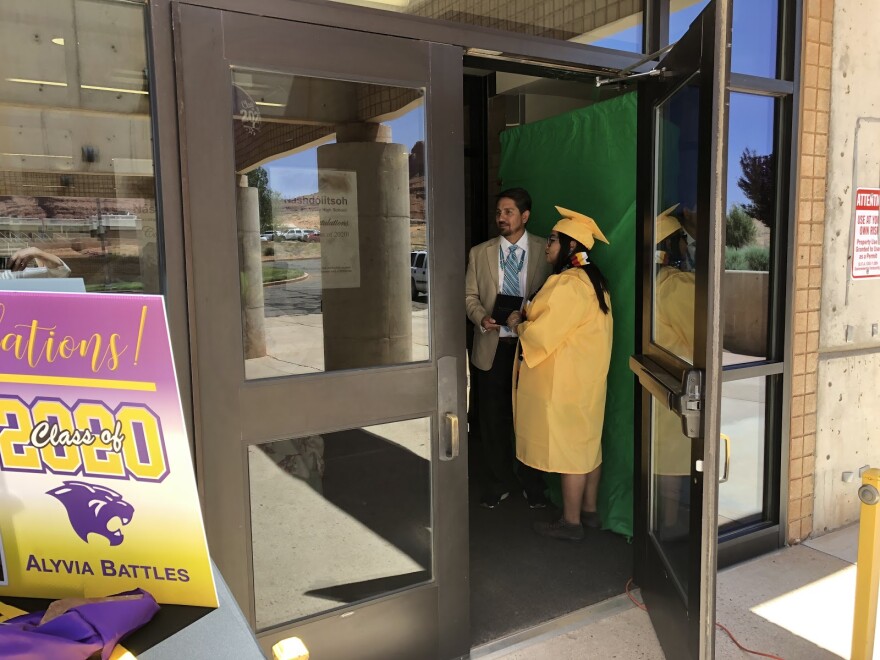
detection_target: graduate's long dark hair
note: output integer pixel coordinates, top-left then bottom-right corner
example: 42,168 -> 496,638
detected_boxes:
552,232 -> 610,315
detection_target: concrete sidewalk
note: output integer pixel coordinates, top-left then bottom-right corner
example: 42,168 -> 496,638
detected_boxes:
485,524 -> 867,659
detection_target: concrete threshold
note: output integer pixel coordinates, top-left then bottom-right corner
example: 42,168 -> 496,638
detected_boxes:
470,592 -> 638,659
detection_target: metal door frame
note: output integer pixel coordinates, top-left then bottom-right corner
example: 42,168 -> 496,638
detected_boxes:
169,4 -> 469,657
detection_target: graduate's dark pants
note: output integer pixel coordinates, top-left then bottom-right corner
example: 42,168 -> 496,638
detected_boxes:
475,339 -> 546,499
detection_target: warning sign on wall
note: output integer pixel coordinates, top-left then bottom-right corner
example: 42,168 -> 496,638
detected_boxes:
852,187 -> 880,279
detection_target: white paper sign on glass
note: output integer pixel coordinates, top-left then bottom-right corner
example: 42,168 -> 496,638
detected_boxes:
317,169 -> 361,289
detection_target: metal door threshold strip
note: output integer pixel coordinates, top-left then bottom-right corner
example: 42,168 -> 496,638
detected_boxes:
469,591 -> 636,659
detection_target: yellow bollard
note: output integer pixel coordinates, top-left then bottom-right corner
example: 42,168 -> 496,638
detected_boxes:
852,468 -> 880,660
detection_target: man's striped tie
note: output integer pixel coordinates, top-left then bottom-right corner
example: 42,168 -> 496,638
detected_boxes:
501,245 -> 524,296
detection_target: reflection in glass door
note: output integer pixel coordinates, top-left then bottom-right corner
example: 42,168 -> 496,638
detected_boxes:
633,2 -> 731,658
229,73 -> 438,630
231,68 -> 429,378
649,71 -> 702,602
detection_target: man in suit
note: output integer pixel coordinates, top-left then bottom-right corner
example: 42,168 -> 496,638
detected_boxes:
466,188 -> 552,508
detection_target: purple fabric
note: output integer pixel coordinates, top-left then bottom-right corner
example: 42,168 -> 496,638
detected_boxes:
0,589 -> 159,660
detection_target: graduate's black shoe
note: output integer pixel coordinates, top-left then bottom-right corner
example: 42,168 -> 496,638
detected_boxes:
523,489 -> 550,509
480,491 -> 509,509
533,518 -> 585,541
581,510 -> 602,529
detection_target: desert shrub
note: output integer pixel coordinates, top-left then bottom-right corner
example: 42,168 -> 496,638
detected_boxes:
262,244 -> 275,257
725,246 -> 770,271
741,245 -> 770,271
725,248 -> 746,270
725,204 -> 757,249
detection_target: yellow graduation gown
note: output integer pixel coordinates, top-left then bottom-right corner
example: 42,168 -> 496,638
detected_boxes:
654,266 -> 695,364
513,268 -> 613,474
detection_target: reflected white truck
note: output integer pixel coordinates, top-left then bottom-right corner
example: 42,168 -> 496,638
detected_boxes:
410,250 -> 427,299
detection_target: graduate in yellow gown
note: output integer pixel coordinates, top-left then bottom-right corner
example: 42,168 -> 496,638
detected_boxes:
653,205 -> 696,540
506,206 -> 613,541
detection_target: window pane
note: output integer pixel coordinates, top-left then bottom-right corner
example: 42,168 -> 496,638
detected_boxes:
653,75 -> 700,365
231,68 -> 429,378
669,0 -> 710,44
732,0 -> 779,78
327,0 -> 645,53
671,0 -> 779,79
718,377 -> 767,530
0,0 -> 160,294
249,417 -> 432,629
723,93 -> 776,363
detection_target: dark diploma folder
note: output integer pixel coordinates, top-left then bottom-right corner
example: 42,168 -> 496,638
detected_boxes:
492,294 -> 524,325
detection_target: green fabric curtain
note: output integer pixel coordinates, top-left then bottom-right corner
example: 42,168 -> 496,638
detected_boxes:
499,92 -> 637,538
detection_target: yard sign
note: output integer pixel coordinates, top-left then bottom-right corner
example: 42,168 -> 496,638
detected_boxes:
0,292 -> 217,607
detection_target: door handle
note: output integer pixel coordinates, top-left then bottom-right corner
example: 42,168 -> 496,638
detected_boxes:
629,355 -> 703,439
719,433 -> 730,483
442,412 -> 460,460
437,356 -> 460,462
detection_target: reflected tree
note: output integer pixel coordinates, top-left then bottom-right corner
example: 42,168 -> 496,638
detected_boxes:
247,166 -> 282,233
725,204 -> 757,248
737,148 -> 775,227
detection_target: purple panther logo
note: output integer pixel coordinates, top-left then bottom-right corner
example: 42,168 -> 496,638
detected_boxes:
48,481 -> 135,547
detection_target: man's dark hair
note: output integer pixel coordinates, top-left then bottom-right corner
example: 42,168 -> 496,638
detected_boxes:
496,187 -> 532,214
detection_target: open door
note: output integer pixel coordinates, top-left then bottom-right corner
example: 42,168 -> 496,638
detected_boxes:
632,2 -> 731,658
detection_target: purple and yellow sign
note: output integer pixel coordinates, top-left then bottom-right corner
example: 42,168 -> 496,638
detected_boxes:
0,292 -> 217,607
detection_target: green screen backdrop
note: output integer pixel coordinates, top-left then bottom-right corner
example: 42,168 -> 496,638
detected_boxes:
499,92 -> 637,537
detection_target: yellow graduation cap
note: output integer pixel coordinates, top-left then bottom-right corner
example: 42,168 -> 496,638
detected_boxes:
553,206 -> 610,250
655,203 -> 682,243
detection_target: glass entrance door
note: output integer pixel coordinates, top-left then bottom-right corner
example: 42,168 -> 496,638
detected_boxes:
632,2 -> 731,658
173,5 -> 468,657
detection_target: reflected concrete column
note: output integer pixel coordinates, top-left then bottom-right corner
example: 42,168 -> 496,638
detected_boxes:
237,176 -> 266,358
319,123 -> 412,370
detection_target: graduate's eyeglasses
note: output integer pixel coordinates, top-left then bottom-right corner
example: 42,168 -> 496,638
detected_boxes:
546,236 -> 559,244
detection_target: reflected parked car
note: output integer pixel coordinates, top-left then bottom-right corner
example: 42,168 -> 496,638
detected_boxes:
281,228 -> 304,241
305,230 -> 320,242
411,250 -> 427,299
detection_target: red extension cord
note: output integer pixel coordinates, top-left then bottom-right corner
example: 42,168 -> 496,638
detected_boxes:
624,578 -> 785,660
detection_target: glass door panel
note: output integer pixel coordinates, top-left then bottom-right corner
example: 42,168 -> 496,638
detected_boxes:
633,2 -> 731,658
249,417 -> 432,630
231,68 -> 430,378
653,75 -> 700,365
651,401 -> 693,599
718,377 -> 767,530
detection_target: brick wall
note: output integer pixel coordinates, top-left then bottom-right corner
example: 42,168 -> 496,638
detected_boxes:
788,0 -> 833,544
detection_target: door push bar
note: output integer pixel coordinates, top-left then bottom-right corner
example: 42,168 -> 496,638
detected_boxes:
629,355 -> 703,439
